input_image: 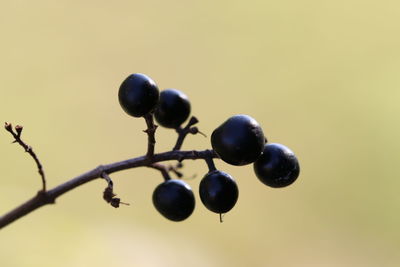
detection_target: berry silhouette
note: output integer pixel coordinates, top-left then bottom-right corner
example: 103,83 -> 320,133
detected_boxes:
152,179 -> 195,221
154,89 -> 191,128
118,73 -> 160,117
211,115 -> 265,166
253,143 -> 300,188
199,170 -> 239,214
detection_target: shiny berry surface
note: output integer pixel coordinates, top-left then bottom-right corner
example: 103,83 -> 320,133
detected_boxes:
118,73 -> 159,117
152,179 -> 195,221
211,115 -> 265,166
199,170 -> 239,213
253,143 -> 300,188
154,89 -> 191,128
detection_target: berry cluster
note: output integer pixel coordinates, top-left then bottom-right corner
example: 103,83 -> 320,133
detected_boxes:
118,73 -> 300,222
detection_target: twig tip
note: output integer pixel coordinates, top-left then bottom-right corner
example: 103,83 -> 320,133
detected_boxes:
4,122 -> 12,131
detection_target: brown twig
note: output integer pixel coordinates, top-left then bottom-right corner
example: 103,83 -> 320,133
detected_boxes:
168,162 -> 184,178
150,162 -> 184,179
148,163 -> 171,181
173,116 -> 205,151
0,116 -> 216,229
143,113 -> 157,158
4,123 -> 47,192
0,149 -> 218,229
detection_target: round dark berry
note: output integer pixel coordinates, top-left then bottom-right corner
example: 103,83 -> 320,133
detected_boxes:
118,73 -> 160,117
211,115 -> 266,166
253,143 -> 300,188
154,89 -> 191,128
152,179 -> 195,221
199,170 -> 239,214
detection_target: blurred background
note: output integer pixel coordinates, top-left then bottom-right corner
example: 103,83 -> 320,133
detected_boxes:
1,0 -> 400,266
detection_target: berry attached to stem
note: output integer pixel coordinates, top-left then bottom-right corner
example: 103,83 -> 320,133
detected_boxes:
211,115 -> 265,166
155,89 -> 191,128
118,73 -> 160,117
253,143 -> 300,188
199,170 -> 239,214
152,179 -> 195,221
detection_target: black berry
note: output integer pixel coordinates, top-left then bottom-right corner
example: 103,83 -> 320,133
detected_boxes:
154,89 -> 191,128
199,170 -> 239,214
253,143 -> 300,188
211,115 -> 265,166
118,73 -> 160,117
152,179 -> 195,221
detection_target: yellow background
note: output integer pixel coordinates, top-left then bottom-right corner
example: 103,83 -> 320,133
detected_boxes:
1,0 -> 400,266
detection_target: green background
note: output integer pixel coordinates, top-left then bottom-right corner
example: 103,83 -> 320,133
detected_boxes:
1,0 -> 400,266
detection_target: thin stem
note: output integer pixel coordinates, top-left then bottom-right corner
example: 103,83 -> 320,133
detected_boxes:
148,163 -> 171,181
101,172 -> 113,185
173,116 -> 199,151
0,149 -> 218,229
148,162 -> 184,180
4,123 -> 47,191
169,162 -> 183,178
205,156 -> 217,172
101,172 -> 115,202
143,114 -> 157,158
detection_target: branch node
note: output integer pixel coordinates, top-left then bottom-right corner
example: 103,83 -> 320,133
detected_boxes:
36,190 -> 55,204
173,116 -> 204,151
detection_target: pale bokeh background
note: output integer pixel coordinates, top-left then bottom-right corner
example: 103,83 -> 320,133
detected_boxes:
1,0 -> 400,266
